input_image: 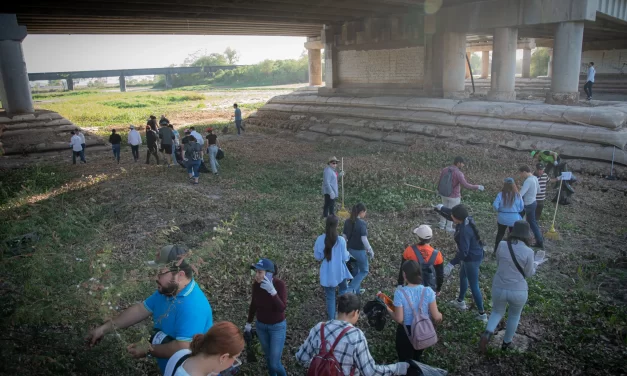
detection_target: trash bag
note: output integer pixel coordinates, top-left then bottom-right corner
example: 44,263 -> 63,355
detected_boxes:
216,148 -> 225,160
363,300 -> 387,331
408,360 -> 448,376
199,161 -> 211,173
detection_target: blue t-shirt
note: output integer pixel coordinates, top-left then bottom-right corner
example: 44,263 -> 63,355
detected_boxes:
144,279 -> 213,373
342,218 -> 367,250
393,285 -> 436,326
234,108 -> 242,121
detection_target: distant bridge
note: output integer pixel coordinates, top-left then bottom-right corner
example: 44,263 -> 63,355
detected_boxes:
28,65 -> 243,91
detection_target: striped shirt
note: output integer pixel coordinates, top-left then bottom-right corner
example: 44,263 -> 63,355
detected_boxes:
535,172 -> 549,201
296,320 -> 404,376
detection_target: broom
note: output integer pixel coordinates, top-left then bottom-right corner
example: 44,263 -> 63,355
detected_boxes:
545,179 -> 563,241
337,157 -> 350,220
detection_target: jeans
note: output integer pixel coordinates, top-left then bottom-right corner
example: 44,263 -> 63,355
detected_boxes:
347,249 -> 369,294
146,145 -> 159,164
486,287 -> 528,343
256,320 -> 287,376
235,120 -> 243,135
208,145 -> 220,174
72,151 -> 86,164
584,80 -> 593,98
535,200 -> 544,220
171,145 -> 177,164
187,159 -> 201,178
523,202 -> 543,246
458,260 -> 484,313
323,194 -> 336,217
439,196 -> 461,231
494,224 -> 512,253
111,144 -> 121,162
324,280 -> 349,320
81,143 -> 86,161
131,145 -> 139,161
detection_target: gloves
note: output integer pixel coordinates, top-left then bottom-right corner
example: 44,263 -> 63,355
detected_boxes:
434,204 -> 444,210
396,362 -> 410,375
260,279 -> 277,296
477,185 -> 485,191
444,262 -> 455,278
554,161 -> 559,166
244,323 -> 252,333
367,248 -> 374,260
338,170 -> 345,178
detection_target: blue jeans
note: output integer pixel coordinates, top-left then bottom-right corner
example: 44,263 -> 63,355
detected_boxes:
347,249 -> 369,294
187,159 -> 201,178
208,145 -> 220,174
256,320 -> 287,376
111,144 -> 121,162
171,145 -> 177,164
486,288 -> 528,343
324,280 -> 349,320
235,120 -> 243,135
523,202 -> 543,246
458,260 -> 485,312
81,143 -> 86,161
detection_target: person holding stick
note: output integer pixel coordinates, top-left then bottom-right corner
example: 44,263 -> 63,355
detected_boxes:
437,157 -> 484,233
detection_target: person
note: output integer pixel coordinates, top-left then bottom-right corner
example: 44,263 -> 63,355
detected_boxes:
398,225 -> 444,296
518,166 -> 543,248
128,125 -> 142,162
233,103 -> 244,136
76,129 -> 86,161
388,260 -> 442,365
109,129 -> 122,164
492,177 -> 524,253
69,131 -> 86,164
164,321 -> 244,376
322,156 -> 344,218
342,203 -> 373,295
205,128 -> 220,176
314,215 -> 353,320
87,245 -> 213,374
245,258 -> 287,376
160,114 -> 170,127
147,115 -> 158,132
530,150 -> 560,177
442,204 -> 488,322
184,135 -> 203,185
146,126 -> 160,165
181,129 -> 194,145
159,123 -> 176,167
551,162 -> 576,205
296,293 -> 410,376
480,220 -> 536,352
534,163 -> 549,219
170,124 -> 180,165
437,156 -> 485,233
189,127 -> 204,146
584,62 -> 595,100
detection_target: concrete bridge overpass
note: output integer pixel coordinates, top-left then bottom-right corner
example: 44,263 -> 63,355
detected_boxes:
28,65 -> 242,91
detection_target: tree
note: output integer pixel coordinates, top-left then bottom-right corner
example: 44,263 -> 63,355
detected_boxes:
469,53 -> 481,75
530,48 -> 550,78
223,47 -> 239,65
191,53 -> 228,67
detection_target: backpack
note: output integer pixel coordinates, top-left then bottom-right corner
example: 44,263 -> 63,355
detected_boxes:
164,349 -> 191,376
437,168 -> 454,197
411,246 -> 438,290
400,288 -> 438,350
307,323 -> 355,376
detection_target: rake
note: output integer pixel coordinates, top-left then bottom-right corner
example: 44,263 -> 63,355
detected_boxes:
337,157 -> 350,220
545,179 -> 563,241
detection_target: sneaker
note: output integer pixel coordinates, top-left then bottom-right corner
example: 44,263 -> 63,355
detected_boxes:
359,288 -> 366,295
439,223 -> 446,230
501,341 -> 513,351
445,227 -> 455,234
479,330 -> 492,354
449,299 -> 467,310
476,313 -> 488,323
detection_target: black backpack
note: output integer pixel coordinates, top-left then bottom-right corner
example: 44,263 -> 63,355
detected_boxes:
437,168 -> 454,197
411,246 -> 438,290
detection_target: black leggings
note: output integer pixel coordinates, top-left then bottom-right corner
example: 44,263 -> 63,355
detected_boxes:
494,223 -> 512,253
396,324 -> 423,368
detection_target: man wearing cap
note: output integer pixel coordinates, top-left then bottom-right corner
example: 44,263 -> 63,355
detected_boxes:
206,128 -> 220,175
87,245 -> 213,374
147,115 -> 158,132
127,125 -> 142,162
109,129 -> 122,164
322,156 -> 344,218
534,163 -> 550,219
518,166 -> 543,248
531,150 -> 560,177
145,126 -> 160,165
398,224 -> 445,295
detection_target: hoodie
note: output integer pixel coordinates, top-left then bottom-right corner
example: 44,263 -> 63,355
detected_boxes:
450,216 -> 484,265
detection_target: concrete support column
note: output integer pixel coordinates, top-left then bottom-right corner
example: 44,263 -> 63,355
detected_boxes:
488,27 -> 518,102
0,14 -> 34,116
546,22 -> 584,104
322,25 -> 338,89
66,78 -> 74,91
429,32 -> 445,96
481,51 -> 490,79
465,52 -> 471,79
165,74 -> 172,89
307,49 -> 322,86
522,48 -> 531,78
547,48 -> 553,78
442,32 -> 468,99
119,75 -> 126,92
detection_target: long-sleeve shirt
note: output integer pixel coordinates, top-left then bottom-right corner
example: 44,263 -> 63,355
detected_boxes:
438,165 -> 479,199
246,278 -> 287,325
314,235 -> 352,287
450,217 -> 484,265
493,192 -> 524,226
70,135 -> 83,152
321,166 -> 339,199
492,240 -> 536,291
519,175 -> 539,206
296,320 -> 405,376
146,130 -> 158,147
397,244 -> 444,292
77,132 -> 86,144
587,66 -> 595,83
128,130 -> 142,146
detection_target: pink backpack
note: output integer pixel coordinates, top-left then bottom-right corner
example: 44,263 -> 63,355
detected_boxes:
400,287 -> 438,350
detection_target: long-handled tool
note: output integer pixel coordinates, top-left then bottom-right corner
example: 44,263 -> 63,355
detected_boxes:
404,183 -> 437,194
545,179 -> 563,241
337,157 -> 350,219
606,146 -> 617,181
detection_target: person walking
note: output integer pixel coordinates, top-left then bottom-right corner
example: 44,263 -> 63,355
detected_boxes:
492,177 -> 524,253
109,129 -> 122,164
164,322 -> 244,376
127,125 -> 142,162
534,163 -> 549,219
159,122 -> 175,167
437,156 -> 485,233
388,260 -> 442,364
159,114 -> 170,127
321,156 -> 344,218
518,166 -> 543,248
314,215 -> 353,320
398,225 -> 445,296
69,131 -> 86,164
296,293 -> 410,376
480,220 -> 536,352
233,103 -> 244,136
76,129 -> 86,161
442,204 -> 488,322
245,258 -> 287,376
531,150 -> 560,177
205,128 -> 220,176
189,127 -> 204,146
584,62 -> 595,100
145,126 -> 160,165
342,203 -> 374,295
170,124 -> 180,165
147,115 -> 158,132
184,136 -> 203,185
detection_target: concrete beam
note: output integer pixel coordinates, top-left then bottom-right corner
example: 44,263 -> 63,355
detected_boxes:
467,39 -> 536,52
304,39 -> 324,50
28,65 -> 240,81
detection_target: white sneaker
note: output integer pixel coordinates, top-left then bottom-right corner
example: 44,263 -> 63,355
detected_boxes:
445,227 -> 455,234
449,299 -> 467,310
476,313 -> 488,323
439,223 -> 446,230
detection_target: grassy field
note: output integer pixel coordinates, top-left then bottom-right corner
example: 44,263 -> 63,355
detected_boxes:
1,87 -> 626,375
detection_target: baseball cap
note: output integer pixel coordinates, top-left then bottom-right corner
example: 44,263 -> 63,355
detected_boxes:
149,245 -> 189,268
129,125 -> 135,129
413,224 -> 433,239
250,258 -> 275,273
536,163 -> 545,170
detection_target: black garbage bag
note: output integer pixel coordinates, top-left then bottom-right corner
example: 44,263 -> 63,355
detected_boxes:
363,300 -> 387,331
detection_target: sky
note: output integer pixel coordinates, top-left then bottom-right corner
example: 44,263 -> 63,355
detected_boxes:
22,35 -> 307,73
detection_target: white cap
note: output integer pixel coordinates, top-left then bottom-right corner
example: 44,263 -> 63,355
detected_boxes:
413,224 -> 433,239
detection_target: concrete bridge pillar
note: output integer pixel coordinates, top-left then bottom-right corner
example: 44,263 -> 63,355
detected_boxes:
547,48 -> 553,78
0,14 -> 34,116
442,31 -> 468,99
165,74 -> 172,89
66,78 -> 74,91
304,37 -> 323,86
488,27 -> 518,101
522,48 -> 531,78
322,25 -> 338,89
546,21 -> 584,104
481,51 -> 490,79
119,75 -> 126,92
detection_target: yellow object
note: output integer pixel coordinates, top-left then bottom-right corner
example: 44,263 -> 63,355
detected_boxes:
338,157 -> 350,220
545,179 -> 563,241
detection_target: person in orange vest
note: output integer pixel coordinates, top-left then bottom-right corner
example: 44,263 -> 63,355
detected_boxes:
397,225 -> 444,296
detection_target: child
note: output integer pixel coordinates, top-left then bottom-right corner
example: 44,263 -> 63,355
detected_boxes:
398,225 -> 444,296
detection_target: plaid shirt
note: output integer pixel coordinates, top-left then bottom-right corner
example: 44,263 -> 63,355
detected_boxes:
295,320 -> 403,376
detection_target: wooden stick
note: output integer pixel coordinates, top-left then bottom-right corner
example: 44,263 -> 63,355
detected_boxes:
404,183 -> 437,193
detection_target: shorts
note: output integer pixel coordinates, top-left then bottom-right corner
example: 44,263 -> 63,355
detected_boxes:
160,144 -> 172,154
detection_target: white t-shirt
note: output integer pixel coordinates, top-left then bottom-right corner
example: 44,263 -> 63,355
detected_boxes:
587,66 -> 595,83
164,349 -> 192,376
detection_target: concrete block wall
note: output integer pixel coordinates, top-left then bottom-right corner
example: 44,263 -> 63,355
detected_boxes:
581,49 -> 627,74
337,46 -> 424,85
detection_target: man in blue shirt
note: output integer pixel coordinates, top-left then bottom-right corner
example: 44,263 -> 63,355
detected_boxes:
87,245 -> 213,374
